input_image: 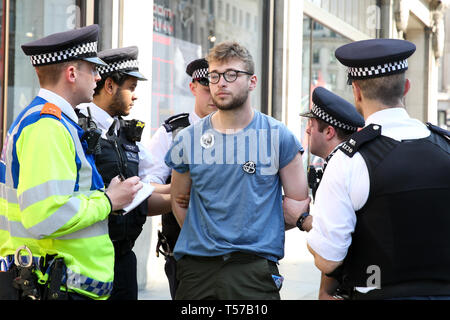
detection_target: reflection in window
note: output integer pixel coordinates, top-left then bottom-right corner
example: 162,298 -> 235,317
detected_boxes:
151,0 -> 264,134
6,0 -> 78,132
305,0 -> 378,38
302,15 -> 353,166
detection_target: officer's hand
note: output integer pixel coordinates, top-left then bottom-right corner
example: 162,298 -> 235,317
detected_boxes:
106,176 -> 143,212
283,196 -> 311,227
175,193 -> 190,209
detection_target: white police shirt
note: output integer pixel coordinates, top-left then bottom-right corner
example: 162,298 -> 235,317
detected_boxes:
77,102 -> 154,183
306,108 -> 430,262
146,112 -> 201,184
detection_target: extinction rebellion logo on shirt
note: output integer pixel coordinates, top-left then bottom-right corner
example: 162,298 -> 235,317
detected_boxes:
169,127 -> 281,176
242,161 -> 256,174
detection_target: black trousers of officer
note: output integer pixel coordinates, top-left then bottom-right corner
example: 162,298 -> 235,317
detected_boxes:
164,255 -> 179,299
109,250 -> 138,300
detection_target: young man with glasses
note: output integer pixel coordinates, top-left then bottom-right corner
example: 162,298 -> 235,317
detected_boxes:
165,42 -> 310,300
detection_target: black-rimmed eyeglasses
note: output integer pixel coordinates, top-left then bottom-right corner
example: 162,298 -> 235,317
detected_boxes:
207,69 -> 253,84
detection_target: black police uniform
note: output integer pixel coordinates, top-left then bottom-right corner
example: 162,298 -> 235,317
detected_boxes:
79,46 -> 148,300
329,39 -> 450,299
300,86 -> 364,199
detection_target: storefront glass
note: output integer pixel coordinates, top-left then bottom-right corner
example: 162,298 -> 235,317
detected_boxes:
151,0 -> 265,134
5,0 -> 79,133
306,0 -> 378,38
302,15 -> 352,165
0,1 -> 4,144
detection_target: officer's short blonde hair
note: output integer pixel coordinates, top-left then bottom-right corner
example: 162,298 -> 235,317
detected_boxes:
206,41 -> 255,75
35,60 -> 81,86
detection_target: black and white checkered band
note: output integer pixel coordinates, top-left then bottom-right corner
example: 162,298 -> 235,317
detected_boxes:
348,59 -> 408,79
29,41 -> 98,66
312,103 -> 358,132
97,59 -> 139,76
192,68 -> 208,80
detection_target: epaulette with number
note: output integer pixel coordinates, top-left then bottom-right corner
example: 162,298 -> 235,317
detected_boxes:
426,122 -> 450,141
340,124 -> 382,158
40,103 -> 62,120
163,113 -> 190,133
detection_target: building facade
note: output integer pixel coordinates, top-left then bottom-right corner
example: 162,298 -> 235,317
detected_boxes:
0,0 -> 448,293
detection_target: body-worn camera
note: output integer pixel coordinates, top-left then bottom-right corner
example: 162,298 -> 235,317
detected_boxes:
120,119 -> 145,142
307,165 -> 323,200
78,107 -> 102,155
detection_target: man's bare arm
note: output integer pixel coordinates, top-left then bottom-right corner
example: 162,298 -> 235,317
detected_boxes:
318,273 -> 342,300
150,182 -> 171,194
147,193 -> 172,216
170,169 -> 192,227
307,243 -> 343,275
279,152 -> 309,230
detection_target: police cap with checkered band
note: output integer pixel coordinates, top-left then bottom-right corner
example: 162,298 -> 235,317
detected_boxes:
186,58 -> 209,86
97,46 -> 147,81
335,38 -> 416,84
300,87 -> 364,132
21,24 -> 106,67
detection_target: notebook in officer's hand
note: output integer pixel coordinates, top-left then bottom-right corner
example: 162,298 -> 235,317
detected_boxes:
122,182 -> 155,214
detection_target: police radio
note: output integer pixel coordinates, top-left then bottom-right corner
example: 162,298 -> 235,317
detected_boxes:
120,119 -> 145,142
78,107 -> 102,155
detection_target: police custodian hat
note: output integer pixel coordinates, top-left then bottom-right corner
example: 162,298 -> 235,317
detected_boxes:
186,58 -> 209,85
97,46 -> 147,81
21,24 -> 106,67
335,38 -> 416,84
300,87 -> 364,132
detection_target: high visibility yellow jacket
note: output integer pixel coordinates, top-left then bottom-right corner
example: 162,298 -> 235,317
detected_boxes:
0,91 -> 114,299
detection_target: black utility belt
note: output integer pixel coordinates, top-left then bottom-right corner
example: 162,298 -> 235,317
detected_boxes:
0,256 -> 68,300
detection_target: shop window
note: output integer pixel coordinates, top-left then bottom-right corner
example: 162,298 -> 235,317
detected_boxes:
438,110 -> 448,128
3,0 -> 81,147
151,0 -> 265,135
226,3 -> 230,22
0,1 -> 4,147
302,15 -> 353,166
306,0 -> 378,37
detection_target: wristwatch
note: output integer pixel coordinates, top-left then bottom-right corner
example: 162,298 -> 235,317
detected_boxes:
296,212 -> 310,231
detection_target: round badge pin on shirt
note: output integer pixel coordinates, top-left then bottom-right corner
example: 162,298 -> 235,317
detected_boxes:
200,132 -> 215,149
242,161 -> 256,174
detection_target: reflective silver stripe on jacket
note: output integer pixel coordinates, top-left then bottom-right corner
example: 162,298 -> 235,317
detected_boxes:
18,180 -> 75,211
4,105 -> 44,188
0,212 -> 108,240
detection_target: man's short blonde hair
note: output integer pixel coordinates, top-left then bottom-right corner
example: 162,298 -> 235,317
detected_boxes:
206,41 -> 255,75
35,60 -> 81,87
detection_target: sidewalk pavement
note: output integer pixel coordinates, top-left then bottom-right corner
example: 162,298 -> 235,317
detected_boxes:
138,229 -> 321,300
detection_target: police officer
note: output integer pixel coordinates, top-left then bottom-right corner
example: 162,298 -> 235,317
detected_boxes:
147,58 -> 216,299
303,87 -> 364,199
77,46 -> 170,300
283,86 -> 364,231
306,39 -> 450,299
283,86 -> 364,300
0,25 -> 142,300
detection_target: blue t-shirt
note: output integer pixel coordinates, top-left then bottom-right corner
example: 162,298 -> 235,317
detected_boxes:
165,110 -> 303,262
